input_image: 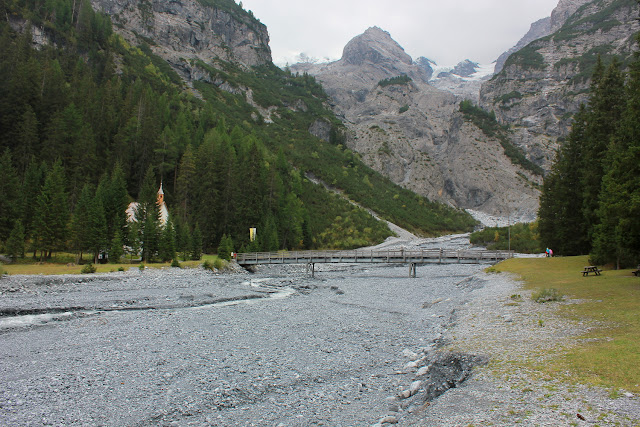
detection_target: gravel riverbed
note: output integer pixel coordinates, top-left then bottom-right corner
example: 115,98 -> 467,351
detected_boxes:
1,242 -> 638,426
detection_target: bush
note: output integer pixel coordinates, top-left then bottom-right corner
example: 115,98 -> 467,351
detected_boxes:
138,263 -> 145,271
81,264 -> 97,274
171,259 -> 181,268
213,258 -> 225,270
532,288 -> 563,303
202,260 -> 214,271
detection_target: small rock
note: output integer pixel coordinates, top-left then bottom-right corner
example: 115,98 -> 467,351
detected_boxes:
624,392 -> 634,398
404,361 -> 418,370
379,415 -> 398,424
416,366 -> 429,376
402,349 -> 418,359
409,380 -> 421,395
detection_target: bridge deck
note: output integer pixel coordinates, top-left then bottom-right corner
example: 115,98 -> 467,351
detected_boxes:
236,249 -> 512,267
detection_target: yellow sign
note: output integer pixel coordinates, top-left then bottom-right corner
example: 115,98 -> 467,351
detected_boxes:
250,228 -> 257,242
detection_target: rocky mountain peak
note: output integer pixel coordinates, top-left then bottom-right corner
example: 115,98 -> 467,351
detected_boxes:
289,27 -> 541,220
438,59 -> 481,78
415,57 -> 436,80
550,0 -> 593,32
494,17 -> 551,74
341,26 -> 413,66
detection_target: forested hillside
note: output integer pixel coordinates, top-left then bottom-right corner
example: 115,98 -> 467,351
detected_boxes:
0,0 -> 475,262
539,42 -> 640,268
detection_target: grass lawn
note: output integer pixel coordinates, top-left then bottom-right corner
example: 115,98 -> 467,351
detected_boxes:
1,254 -> 220,275
494,255 -> 640,393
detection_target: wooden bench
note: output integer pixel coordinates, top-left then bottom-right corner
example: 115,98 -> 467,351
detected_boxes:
632,265 -> 640,277
582,266 -> 602,276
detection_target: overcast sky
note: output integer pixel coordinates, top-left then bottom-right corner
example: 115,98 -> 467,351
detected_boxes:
240,0 -> 560,66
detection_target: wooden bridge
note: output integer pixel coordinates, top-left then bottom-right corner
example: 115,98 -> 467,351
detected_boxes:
236,249 -> 513,277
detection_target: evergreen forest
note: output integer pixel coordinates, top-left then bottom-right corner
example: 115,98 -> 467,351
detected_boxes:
0,0 -> 476,263
539,41 -> 640,268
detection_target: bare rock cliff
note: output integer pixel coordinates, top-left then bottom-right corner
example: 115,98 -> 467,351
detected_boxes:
91,0 -> 271,73
292,28 -> 541,220
480,0 -> 639,171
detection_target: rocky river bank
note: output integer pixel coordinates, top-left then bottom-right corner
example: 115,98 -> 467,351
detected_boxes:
1,239 -> 638,426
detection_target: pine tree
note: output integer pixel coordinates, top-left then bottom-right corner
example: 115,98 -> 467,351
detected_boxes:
217,234 -> 234,261
87,194 -> 107,264
141,212 -> 159,263
33,161 -> 69,259
71,183 -> 94,262
591,35 -> 640,267
109,231 -> 124,264
159,221 -> 176,262
581,59 -> 625,244
127,222 -> 141,260
0,149 -> 19,241
259,215 -> 279,252
176,144 -> 196,223
108,163 -> 130,242
538,106 -> 589,255
16,106 -> 39,174
21,159 -> 45,256
175,220 -> 191,261
190,223 -> 203,261
5,220 -> 25,259
138,165 -> 160,263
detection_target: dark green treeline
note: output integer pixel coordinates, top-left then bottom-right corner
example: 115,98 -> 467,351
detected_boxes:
539,36 -> 640,268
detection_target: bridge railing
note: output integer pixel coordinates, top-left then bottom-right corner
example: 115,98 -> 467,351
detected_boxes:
235,249 -> 513,265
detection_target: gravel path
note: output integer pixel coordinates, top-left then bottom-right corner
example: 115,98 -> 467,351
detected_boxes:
1,247 -> 638,426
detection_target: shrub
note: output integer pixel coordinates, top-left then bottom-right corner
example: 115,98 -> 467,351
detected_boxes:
532,288 -> 563,303
118,267 -> 125,272
138,263 -> 145,271
202,260 -> 214,271
81,264 -> 97,274
171,259 -> 181,268
213,257 -> 225,270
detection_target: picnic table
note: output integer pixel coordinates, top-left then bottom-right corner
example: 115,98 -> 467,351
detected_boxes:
582,266 -> 602,276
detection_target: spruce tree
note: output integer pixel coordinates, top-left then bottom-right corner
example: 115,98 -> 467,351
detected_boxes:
190,223 -> 203,261
109,231 -> 124,264
127,221 -> 141,261
591,35 -> 640,267
5,220 -> 25,259
71,183 -> 94,262
87,195 -> 107,264
176,144 -> 196,223
33,161 -> 69,259
138,165 -> 160,263
0,149 -> 19,241
539,106 -> 589,255
581,59 -> 625,245
217,234 -> 234,261
159,221 -> 176,262
21,160 -> 45,257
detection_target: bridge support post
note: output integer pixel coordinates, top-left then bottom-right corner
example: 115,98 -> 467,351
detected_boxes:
307,262 -> 315,278
409,263 -> 417,278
